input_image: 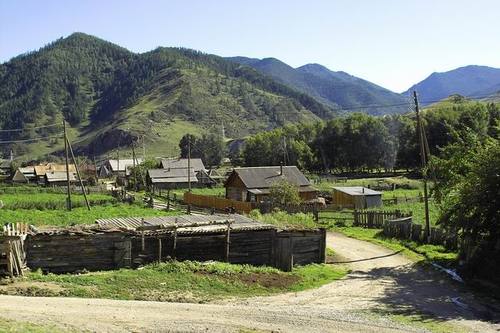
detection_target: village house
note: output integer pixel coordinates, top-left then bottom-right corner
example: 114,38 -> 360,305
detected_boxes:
98,158 -> 143,178
147,168 -> 198,192
34,163 -> 76,185
332,186 -> 382,209
160,157 -> 206,172
11,166 -> 36,183
224,165 -> 317,203
44,171 -> 79,187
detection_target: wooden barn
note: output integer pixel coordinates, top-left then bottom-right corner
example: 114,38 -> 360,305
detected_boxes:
11,167 -> 36,183
332,186 -> 382,209
224,166 -> 317,203
98,158 -> 142,178
147,168 -> 198,191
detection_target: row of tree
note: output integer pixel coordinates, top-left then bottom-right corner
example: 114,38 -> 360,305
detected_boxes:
237,99 -> 499,173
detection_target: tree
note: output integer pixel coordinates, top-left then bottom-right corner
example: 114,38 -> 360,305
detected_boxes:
179,134 -> 199,158
269,179 -> 301,206
431,132 -> 500,282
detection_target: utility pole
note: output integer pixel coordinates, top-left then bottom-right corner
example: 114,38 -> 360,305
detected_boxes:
66,136 -> 91,210
63,120 -> 72,211
187,136 -> 191,192
282,136 -> 288,166
413,91 -> 431,242
117,148 -> 120,176
142,135 -> 146,161
132,143 -> 137,191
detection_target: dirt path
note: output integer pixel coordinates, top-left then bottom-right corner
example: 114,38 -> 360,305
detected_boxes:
1,232 -> 499,333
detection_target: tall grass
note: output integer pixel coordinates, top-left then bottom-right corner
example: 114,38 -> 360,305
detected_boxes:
249,210 -> 317,229
0,193 -> 117,210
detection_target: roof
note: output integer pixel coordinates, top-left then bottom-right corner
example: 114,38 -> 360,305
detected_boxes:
107,159 -> 143,172
228,166 -> 312,189
45,171 -> 77,182
96,213 -> 275,235
333,186 -> 382,196
160,158 -> 206,172
34,163 -> 76,176
18,167 -> 35,174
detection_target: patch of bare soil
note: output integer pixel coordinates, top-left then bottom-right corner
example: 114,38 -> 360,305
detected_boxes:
0,280 -> 67,297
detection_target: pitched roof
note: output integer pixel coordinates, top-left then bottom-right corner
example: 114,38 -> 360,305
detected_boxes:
229,166 -> 312,189
333,187 -> 382,196
160,158 -> 206,172
45,171 -> 77,182
107,159 -> 143,172
34,164 -> 76,176
148,168 -> 198,183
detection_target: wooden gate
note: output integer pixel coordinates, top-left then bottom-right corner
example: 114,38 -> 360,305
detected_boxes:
113,240 -> 132,268
1,223 -> 29,277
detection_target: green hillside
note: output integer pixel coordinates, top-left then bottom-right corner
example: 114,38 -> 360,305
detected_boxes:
0,33 -> 335,161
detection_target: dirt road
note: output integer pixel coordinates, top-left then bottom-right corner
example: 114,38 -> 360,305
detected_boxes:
1,232 -> 498,333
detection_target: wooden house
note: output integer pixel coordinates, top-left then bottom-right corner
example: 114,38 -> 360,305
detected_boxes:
332,187 -> 382,209
224,166 -> 317,203
44,171 -> 78,187
34,163 -> 76,185
98,158 -> 143,178
147,168 -> 198,191
11,167 -> 36,183
160,158 -> 206,172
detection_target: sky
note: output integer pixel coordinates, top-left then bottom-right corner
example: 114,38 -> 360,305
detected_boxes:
1,0 -> 499,92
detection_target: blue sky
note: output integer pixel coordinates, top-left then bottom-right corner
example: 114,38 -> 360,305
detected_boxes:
1,0 -> 499,92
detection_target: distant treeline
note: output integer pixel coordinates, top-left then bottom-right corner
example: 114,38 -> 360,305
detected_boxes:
235,97 -> 500,172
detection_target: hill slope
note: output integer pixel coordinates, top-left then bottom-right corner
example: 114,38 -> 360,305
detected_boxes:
404,65 -> 500,104
0,33 -> 335,160
226,57 -> 408,115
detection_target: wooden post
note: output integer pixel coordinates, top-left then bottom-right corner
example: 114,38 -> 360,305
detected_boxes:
66,136 -> 91,210
158,238 -> 162,263
172,218 -> 178,259
225,220 -> 231,262
63,120 -> 72,211
141,218 -> 145,252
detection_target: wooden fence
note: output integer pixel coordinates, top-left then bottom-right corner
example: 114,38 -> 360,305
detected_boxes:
382,217 -> 457,249
0,223 -> 29,277
353,210 -> 411,228
382,195 -> 423,206
183,192 -> 255,214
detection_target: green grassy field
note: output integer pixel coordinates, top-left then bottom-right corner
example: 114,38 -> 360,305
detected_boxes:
1,261 -> 347,303
0,203 -> 178,227
0,193 -> 117,210
0,318 -> 70,333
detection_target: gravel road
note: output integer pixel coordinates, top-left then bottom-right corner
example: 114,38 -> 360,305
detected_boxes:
1,232 -> 498,333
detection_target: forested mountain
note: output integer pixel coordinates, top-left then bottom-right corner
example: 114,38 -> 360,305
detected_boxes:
403,65 -> 500,104
227,57 -> 408,115
0,33 -> 334,159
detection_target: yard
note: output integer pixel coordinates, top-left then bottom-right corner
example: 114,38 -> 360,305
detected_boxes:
0,261 -> 347,303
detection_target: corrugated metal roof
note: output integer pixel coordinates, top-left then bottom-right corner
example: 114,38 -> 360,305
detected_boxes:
333,186 -> 382,196
107,159 -> 143,172
230,166 -> 312,189
45,171 -> 77,182
96,214 -> 275,234
160,158 -> 206,172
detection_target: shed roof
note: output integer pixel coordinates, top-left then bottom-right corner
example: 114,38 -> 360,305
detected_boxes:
148,168 -> 198,182
228,166 -> 312,189
160,158 -> 205,172
333,186 -> 382,196
96,213 -> 275,235
34,163 -> 76,176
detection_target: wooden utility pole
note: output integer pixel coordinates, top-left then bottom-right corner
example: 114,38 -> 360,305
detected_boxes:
188,136 -> 191,192
66,136 -> 91,210
63,120 -> 72,211
413,91 -> 431,242
132,143 -> 137,191
282,136 -> 287,166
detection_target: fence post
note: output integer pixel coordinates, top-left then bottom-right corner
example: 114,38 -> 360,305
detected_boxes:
225,220 -> 231,262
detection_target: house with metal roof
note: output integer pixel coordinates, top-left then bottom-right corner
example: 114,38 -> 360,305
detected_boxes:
332,186 -> 382,209
98,158 -> 143,178
11,167 -> 36,183
34,163 -> 76,184
224,165 -> 317,203
160,158 -> 206,172
147,168 -> 198,191
44,171 -> 79,187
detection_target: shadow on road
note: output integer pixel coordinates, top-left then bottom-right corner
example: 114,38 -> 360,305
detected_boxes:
330,250 -> 404,264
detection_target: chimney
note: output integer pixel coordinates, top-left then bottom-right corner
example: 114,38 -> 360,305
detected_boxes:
280,162 -> 283,176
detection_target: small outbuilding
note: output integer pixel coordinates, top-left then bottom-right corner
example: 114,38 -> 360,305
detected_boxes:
44,171 -> 78,187
12,167 -> 36,183
147,168 -> 198,191
160,158 -> 206,172
98,158 -> 143,178
332,186 -> 382,209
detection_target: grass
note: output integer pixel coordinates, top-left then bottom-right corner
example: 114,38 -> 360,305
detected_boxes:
0,193 -> 117,210
312,176 -> 423,192
0,318 -> 71,333
171,186 -> 226,198
248,210 -> 317,229
1,261 -> 347,303
0,203 -> 179,227
385,313 -> 468,333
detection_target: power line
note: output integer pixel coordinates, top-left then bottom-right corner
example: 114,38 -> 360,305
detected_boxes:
0,123 -> 61,133
0,134 -> 63,144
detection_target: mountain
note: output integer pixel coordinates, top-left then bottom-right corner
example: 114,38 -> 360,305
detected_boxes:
404,65 -> 500,104
226,57 -> 408,115
0,33 -> 335,160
